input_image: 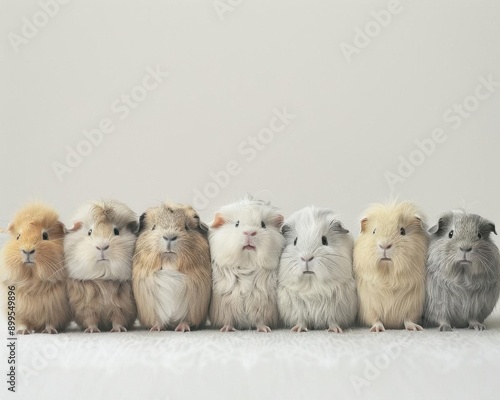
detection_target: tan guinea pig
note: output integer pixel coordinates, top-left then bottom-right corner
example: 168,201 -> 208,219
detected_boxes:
353,201 -> 428,332
0,203 -> 72,334
132,202 -> 211,332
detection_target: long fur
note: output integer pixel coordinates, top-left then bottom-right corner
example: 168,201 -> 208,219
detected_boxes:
64,200 -> 138,332
0,203 -> 71,333
277,206 -> 357,331
424,210 -> 500,330
209,196 -> 285,331
353,201 -> 428,330
132,202 -> 211,330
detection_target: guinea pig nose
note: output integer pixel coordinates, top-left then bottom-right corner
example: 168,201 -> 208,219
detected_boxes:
301,256 -> 314,262
460,246 -> 472,253
379,244 -> 392,250
96,245 -> 110,251
163,236 -> 177,242
22,249 -> 35,255
244,231 -> 257,236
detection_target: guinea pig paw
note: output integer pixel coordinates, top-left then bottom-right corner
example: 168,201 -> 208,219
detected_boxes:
84,326 -> 101,334
16,329 -> 31,335
404,321 -> 423,332
468,322 -> 486,331
327,326 -> 343,333
369,322 -> 385,333
175,322 -> 191,332
291,325 -> 308,333
149,325 -> 164,332
438,324 -> 453,332
110,325 -> 127,333
220,325 -> 236,332
256,325 -> 272,333
42,326 -> 58,334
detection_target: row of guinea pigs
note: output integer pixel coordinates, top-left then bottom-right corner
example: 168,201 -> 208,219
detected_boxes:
0,196 -> 499,335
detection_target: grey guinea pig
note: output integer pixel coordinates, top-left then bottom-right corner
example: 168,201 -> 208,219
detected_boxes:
424,210 -> 500,331
277,206 -> 357,332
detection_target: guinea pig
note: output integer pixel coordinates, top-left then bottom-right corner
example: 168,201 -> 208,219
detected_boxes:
132,202 -> 211,332
277,206 -> 357,333
209,196 -> 285,332
0,203 -> 72,334
64,200 -> 138,333
424,210 -> 500,331
353,201 -> 428,332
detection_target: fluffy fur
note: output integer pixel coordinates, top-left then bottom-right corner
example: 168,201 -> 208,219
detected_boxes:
209,196 -> 285,332
64,200 -> 138,333
353,201 -> 428,332
277,206 -> 357,332
424,210 -> 500,331
132,202 -> 211,332
0,203 -> 71,334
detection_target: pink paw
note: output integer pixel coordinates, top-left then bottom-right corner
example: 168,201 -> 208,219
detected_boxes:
84,326 -> 101,333
256,325 -> 271,333
328,326 -> 343,333
370,322 -> 385,333
16,329 -> 30,335
150,325 -> 163,332
175,322 -> 191,332
42,326 -> 58,334
110,325 -> 127,333
291,325 -> 308,333
220,325 -> 236,332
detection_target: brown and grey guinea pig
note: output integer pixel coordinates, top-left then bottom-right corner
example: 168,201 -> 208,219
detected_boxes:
132,202 -> 211,332
424,210 -> 500,331
209,196 -> 286,332
0,203 -> 72,334
64,200 -> 139,333
353,201 -> 428,332
277,206 -> 357,333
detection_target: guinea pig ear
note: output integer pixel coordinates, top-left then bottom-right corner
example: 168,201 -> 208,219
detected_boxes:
331,221 -> 349,234
483,221 -> 497,235
211,213 -> 225,228
270,214 -> 284,228
138,212 -> 147,232
360,217 -> 368,233
191,213 -> 209,235
127,220 -> 140,234
65,221 -> 83,233
428,218 -> 444,234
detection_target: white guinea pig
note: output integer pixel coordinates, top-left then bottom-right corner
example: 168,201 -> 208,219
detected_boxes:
209,196 -> 285,332
277,206 -> 357,332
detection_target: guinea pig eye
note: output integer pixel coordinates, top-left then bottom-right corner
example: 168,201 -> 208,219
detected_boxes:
261,221 -> 266,229
88,229 -> 92,236
235,221 -> 240,228
400,227 -> 406,236
448,230 -> 454,239
185,223 -> 189,231
113,228 -> 119,236
16,234 -> 20,240
42,232 -> 49,240
478,232 -> 483,239
293,237 -> 297,246
322,236 -> 328,246
373,229 -> 376,234
152,225 -> 156,231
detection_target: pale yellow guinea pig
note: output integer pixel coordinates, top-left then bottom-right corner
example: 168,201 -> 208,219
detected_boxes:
353,201 -> 428,332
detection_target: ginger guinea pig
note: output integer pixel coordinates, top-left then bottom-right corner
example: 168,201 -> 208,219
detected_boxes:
209,196 -> 285,332
132,202 -> 211,332
424,210 -> 500,331
277,206 -> 357,332
64,200 -> 138,333
353,201 -> 428,332
0,203 -> 71,334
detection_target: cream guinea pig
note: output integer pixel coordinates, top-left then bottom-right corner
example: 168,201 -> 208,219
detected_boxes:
64,200 -> 138,333
353,201 -> 428,332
